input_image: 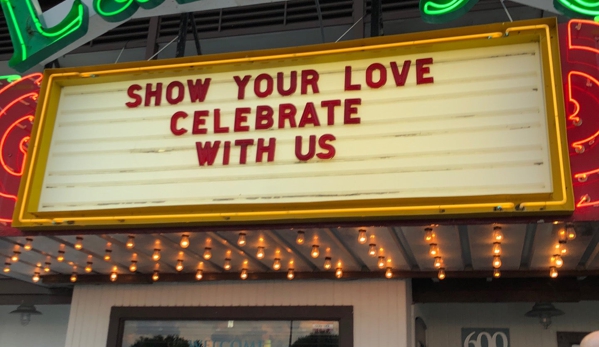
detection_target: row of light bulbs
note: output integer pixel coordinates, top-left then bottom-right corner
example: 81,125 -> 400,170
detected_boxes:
427,226 -> 505,280
423,227 -> 446,280
549,224 -> 576,278
63,231 -> 389,283
10,224 -> 576,283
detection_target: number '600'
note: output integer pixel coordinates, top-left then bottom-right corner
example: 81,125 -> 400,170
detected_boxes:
464,331 -> 508,347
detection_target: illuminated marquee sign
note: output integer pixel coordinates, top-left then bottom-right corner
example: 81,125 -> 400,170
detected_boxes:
2,0 -> 598,73
13,19 -> 573,229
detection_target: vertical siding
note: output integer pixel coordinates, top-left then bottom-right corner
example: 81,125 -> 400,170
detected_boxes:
64,279 -> 409,347
417,302 -> 599,347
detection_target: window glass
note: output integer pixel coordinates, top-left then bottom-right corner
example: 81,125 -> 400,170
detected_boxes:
122,320 -> 339,347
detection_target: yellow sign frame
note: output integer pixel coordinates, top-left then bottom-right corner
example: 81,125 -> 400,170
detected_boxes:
13,18 -> 573,230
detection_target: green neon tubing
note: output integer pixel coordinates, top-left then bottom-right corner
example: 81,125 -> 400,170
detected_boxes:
0,0 -> 89,72
0,75 -> 21,83
94,0 -> 201,22
420,0 -> 479,23
555,0 -> 599,20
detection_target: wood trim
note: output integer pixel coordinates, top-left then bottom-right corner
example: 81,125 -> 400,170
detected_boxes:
106,306 -> 353,347
412,277 -> 599,303
557,332 -> 590,347
41,271 -> 599,286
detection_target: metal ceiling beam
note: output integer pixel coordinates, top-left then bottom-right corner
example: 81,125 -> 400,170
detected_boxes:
387,227 -> 420,271
370,0 -> 383,37
324,228 -> 369,271
577,224 -> 599,269
519,223 -> 538,270
99,235 -> 177,272
352,0 -> 366,39
207,232 -> 271,272
145,16 -> 161,60
155,234 -> 224,272
457,225 -> 473,271
262,230 -> 319,272
272,230 -> 319,271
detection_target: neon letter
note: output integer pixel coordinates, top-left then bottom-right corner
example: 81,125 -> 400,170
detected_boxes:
94,0 -> 202,23
94,0 -> 165,22
419,0 -> 479,23
0,0 -> 89,72
554,0 -> 599,22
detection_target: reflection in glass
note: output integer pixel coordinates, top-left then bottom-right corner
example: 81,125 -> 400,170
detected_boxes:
123,320 -> 339,347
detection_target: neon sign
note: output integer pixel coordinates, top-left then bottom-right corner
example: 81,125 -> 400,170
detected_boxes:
2,0 -> 598,73
562,20 -> 599,214
420,0 -> 479,24
0,0 -> 89,72
555,0 -> 599,22
0,73 -> 42,223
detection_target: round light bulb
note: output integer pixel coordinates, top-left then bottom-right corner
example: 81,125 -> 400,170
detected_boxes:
104,250 -> 112,261
129,261 -> 137,272
24,238 -> 33,251
429,244 -> 439,256
296,231 -> 305,245
203,248 -> 212,260
237,232 -> 246,246
224,258 -> 231,270
180,234 -> 190,248
3,266 -> 9,273
57,252 -> 65,262
385,267 -> 393,279
492,255 -> 502,268
256,247 -> 265,259
493,226 -> 503,241
335,267 -> 343,278
558,229 -> 568,242
273,258 -> 281,271
240,269 -> 248,280
110,269 -> 117,282
70,273 -> 77,282
424,228 -> 435,242
311,245 -> 319,258
378,256 -> 385,269
324,257 -> 332,270
554,254 -> 563,268
126,236 -> 135,249
176,260 -> 184,272
287,268 -> 295,280
11,253 -> 19,262
358,229 -> 367,244
32,273 -> 40,283
550,266 -> 558,278
368,244 -> 377,257
493,268 -> 501,278
492,242 -> 502,255
433,257 -> 443,269
567,225 -> 576,240
196,269 -> 203,280
152,249 -> 161,261
44,263 -> 50,273
85,264 -> 92,273
438,268 -> 446,280
74,237 -> 83,250
152,270 -> 159,281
